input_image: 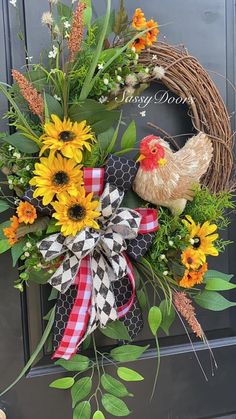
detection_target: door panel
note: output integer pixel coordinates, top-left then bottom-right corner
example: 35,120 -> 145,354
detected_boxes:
0,1 -> 235,418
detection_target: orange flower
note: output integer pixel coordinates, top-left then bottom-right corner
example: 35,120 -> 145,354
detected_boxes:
16,202 -> 37,225
3,216 -> 19,245
131,37 -> 146,53
132,8 -> 146,30
179,263 -> 208,288
145,19 -> 159,46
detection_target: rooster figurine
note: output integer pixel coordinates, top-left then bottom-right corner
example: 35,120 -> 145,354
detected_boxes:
133,133 -> 213,215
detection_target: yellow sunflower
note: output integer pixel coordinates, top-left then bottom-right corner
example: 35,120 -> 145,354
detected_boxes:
183,215 -> 219,257
181,247 -> 205,270
179,263 -> 208,289
40,114 -> 95,163
29,153 -> 84,205
52,188 -> 101,236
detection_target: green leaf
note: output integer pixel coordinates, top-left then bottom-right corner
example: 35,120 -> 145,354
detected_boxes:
57,2 -> 72,20
48,287 -> 58,301
11,238 -> 27,267
101,374 -> 132,398
0,200 -> 10,213
0,221 -> 10,239
194,290 -> 236,311
28,268 -> 51,285
204,277 -> 236,291
55,354 -> 90,372
93,411 -> 105,419
69,100 -> 120,135
46,219 -> 61,234
113,0 -> 128,35
82,334 -> 92,350
0,239 -> 11,254
148,306 -> 162,336
110,345 -> 149,362
44,93 -> 64,120
73,401 -> 91,419
204,270 -> 233,282
0,132 -> 39,153
92,9 -> 115,44
83,0 -> 92,27
99,320 -> 131,341
16,217 -> 50,239
49,377 -> 75,389
121,121 -> 136,150
117,367 -> 144,382
43,307 -> 54,321
159,300 -> 175,335
79,0 -> 112,100
136,289 -> 147,310
121,189 -> 146,209
106,112 -> 122,154
102,394 -> 130,417
97,128 -> 115,152
71,377 -> 92,408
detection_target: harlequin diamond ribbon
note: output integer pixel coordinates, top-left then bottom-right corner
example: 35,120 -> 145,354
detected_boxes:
38,182 -> 141,323
38,156 -> 159,359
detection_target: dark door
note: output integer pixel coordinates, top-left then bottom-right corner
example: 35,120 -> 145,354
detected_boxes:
0,1 -> 236,418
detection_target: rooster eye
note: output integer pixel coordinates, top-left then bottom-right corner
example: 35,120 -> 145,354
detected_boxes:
151,147 -> 157,154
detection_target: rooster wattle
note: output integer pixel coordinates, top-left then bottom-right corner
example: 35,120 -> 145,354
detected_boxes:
133,133 -> 213,215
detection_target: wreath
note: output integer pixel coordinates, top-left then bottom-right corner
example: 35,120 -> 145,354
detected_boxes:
0,2 -> 235,418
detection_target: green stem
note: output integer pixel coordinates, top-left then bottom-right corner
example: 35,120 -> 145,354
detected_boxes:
150,335 -> 160,401
0,306 -> 55,397
79,0 -> 111,101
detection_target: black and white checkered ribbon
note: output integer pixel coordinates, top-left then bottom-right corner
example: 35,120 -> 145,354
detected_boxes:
38,183 -> 141,327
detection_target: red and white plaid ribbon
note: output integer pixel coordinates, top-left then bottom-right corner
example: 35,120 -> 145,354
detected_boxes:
53,168 -> 158,360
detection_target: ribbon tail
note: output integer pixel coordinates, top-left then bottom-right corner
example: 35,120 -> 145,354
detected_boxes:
91,249 -> 118,327
117,254 -> 136,318
49,251 -> 81,293
52,256 -> 92,360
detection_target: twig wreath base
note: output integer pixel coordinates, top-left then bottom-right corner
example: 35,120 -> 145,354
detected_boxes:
139,42 -> 235,193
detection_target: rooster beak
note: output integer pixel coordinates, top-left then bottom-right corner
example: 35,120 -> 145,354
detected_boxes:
136,154 -> 145,162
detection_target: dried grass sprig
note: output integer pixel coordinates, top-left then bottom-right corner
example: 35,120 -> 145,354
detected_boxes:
139,42 -> 235,193
12,69 -> 44,122
68,2 -> 86,61
173,291 -> 203,338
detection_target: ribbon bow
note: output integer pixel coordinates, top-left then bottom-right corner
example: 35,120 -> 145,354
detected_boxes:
38,183 -> 141,327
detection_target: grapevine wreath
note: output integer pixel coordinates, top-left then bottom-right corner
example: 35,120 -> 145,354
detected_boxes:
0,1 -> 235,418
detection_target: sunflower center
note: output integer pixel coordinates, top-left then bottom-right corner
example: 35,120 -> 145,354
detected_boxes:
187,257 -> 193,264
193,237 -> 201,249
52,171 -> 70,186
59,130 -> 76,142
68,204 -> 86,221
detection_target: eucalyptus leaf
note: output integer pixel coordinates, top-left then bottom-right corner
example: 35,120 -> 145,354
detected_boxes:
194,290 -> 236,311
49,377 -> 75,389
99,320 -> 131,341
16,217 -> 50,239
102,394 -> 131,417
71,377 -> 92,408
110,345 -> 149,362
159,300 -> 175,335
117,367 -> 144,382
55,354 -> 90,372
11,238 -> 27,267
44,93 -> 64,120
0,199 -> 10,213
28,268 -> 51,285
136,289 -> 147,310
0,132 -> 39,153
101,374 -> 131,398
204,277 -> 236,291
93,411 -> 105,419
148,307 -> 162,336
0,239 -> 11,254
203,270 -> 233,282
121,121 -> 136,150
73,401 -> 91,419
